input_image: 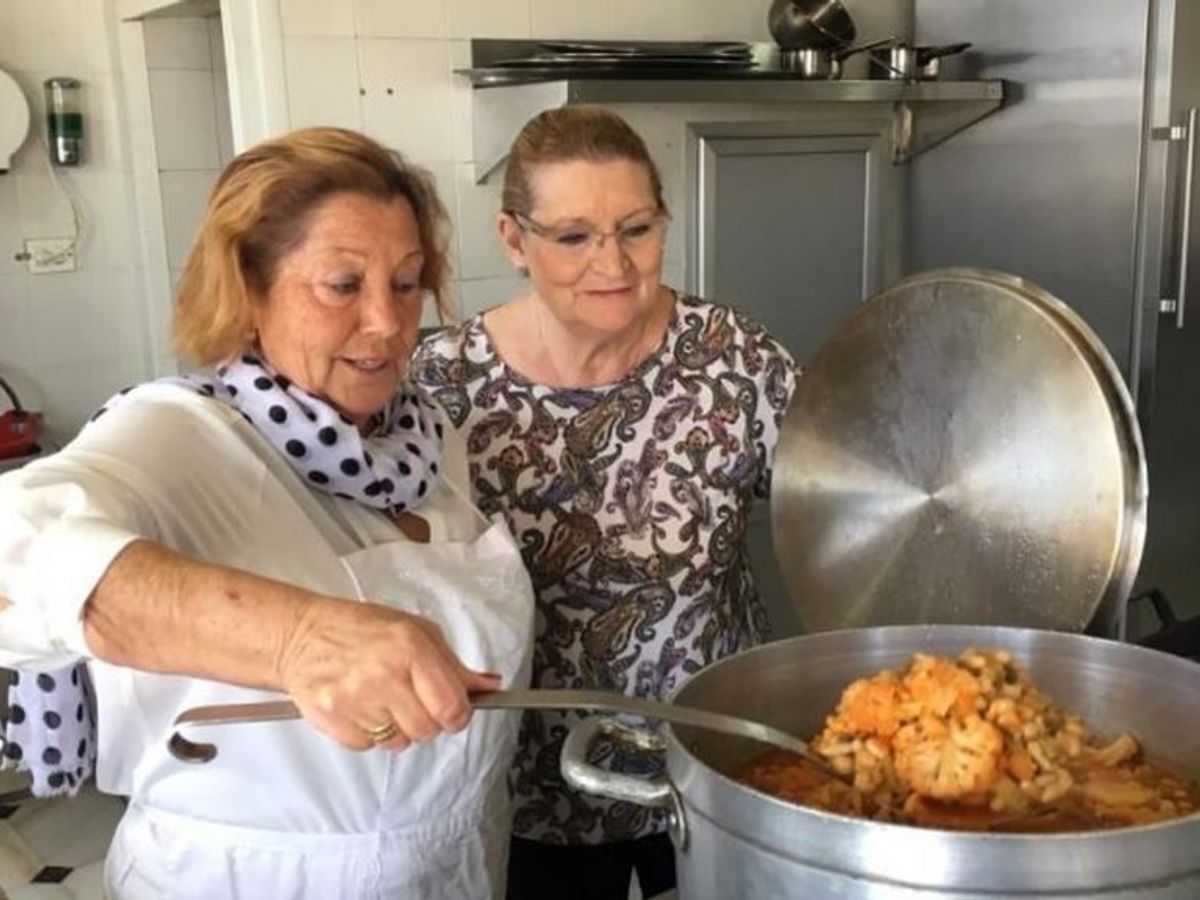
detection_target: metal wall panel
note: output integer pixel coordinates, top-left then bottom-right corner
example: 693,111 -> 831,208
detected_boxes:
909,0 -> 1150,377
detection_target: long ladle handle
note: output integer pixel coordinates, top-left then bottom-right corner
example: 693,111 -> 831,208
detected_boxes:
168,689 -> 825,770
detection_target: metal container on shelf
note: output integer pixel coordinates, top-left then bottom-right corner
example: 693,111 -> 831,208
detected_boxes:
768,0 -> 856,51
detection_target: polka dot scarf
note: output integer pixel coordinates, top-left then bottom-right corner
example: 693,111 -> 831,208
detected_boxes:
3,353 -> 444,796
190,353 -> 445,515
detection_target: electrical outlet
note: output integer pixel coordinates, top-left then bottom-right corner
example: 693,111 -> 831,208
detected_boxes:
24,238 -> 77,274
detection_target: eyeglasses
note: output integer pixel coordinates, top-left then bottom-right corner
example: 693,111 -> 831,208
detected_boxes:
505,210 -> 667,262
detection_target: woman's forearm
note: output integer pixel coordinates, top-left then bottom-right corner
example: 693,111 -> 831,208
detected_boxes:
81,539 -> 497,750
82,538 -> 328,690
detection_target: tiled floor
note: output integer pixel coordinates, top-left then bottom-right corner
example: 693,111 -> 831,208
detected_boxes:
0,769 -> 123,900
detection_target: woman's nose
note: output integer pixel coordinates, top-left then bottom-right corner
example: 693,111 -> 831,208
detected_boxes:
589,231 -> 631,276
360,282 -> 408,337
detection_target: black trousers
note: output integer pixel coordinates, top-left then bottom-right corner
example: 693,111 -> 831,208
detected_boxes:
506,834 -> 677,900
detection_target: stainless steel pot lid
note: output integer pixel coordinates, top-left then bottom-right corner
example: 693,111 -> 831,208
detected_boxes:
771,268 -> 1147,633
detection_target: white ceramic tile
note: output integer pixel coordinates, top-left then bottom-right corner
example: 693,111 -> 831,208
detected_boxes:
15,172 -> 76,241
530,0 -> 612,39
458,274 -> 527,318
281,0 -> 355,36
424,162 -> 460,283
160,169 -> 218,269
5,885 -> 73,900
284,36 -> 363,130
0,0 -> 87,74
0,276 -> 34,369
142,17 -> 213,70
0,176 -> 24,276
610,0 -> 701,40
75,0 -> 117,75
27,358 -> 128,445
63,857 -> 105,900
77,73 -> 128,173
149,69 -> 220,171
448,40 -> 475,164
29,269 -> 123,367
452,162 -> 511,280
0,819 -> 44,884
212,69 -> 235,165
447,0 -> 530,39
680,0 -> 769,40
354,0 -> 447,39
71,172 -> 137,268
358,39 -> 455,166
208,15 -> 227,71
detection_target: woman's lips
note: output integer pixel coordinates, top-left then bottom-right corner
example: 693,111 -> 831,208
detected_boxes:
583,286 -> 635,299
341,357 -> 392,374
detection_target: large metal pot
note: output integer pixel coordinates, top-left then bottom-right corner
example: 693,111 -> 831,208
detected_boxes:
768,0 -> 856,51
562,625 -> 1200,898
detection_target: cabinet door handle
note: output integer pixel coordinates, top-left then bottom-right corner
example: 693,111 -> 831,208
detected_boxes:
1173,107 -> 1197,329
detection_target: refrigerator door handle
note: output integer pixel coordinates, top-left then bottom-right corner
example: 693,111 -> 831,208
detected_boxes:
1164,107 -> 1198,329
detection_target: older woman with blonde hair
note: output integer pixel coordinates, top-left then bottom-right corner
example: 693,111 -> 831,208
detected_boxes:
0,127 -> 533,899
413,106 -> 797,899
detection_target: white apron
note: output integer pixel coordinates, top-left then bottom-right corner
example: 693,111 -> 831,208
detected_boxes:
103,497 -> 534,900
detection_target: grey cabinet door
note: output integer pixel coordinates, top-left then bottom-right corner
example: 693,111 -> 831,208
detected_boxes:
686,122 -> 900,637
687,124 -> 898,365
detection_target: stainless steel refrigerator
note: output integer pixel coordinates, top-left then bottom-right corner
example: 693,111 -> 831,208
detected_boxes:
909,0 -> 1200,634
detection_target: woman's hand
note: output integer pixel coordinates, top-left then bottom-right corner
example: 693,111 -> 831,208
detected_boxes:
276,596 -> 501,752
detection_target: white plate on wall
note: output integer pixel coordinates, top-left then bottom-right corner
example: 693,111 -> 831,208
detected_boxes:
0,68 -> 31,172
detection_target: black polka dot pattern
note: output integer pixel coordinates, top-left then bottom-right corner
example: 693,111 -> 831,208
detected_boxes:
4,661 -> 98,798
186,354 -> 447,516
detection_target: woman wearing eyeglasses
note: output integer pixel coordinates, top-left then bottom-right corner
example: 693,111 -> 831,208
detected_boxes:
411,106 -> 797,900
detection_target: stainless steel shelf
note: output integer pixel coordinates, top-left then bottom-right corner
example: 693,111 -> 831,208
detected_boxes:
462,73 -> 1006,181
467,74 -> 1003,104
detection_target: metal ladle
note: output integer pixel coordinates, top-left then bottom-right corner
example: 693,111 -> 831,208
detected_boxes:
168,688 -> 840,778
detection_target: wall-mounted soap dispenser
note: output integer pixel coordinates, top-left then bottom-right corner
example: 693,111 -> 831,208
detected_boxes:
44,77 -> 82,166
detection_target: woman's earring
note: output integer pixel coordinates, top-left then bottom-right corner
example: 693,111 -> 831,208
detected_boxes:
516,265 -> 529,277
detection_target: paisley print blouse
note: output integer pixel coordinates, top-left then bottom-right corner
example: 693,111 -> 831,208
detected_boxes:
411,294 -> 797,844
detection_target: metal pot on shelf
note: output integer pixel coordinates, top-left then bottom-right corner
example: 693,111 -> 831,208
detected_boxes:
768,0 -> 855,51
779,36 -> 895,80
868,41 -> 973,80
558,269 -> 1172,897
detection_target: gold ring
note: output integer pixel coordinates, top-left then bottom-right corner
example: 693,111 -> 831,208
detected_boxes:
363,720 -> 399,743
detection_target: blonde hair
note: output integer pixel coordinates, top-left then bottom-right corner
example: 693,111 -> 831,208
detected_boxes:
173,127 -> 452,365
501,106 -> 666,217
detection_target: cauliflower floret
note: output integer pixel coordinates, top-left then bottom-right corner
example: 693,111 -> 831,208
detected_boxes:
824,671 -> 907,739
904,654 -> 984,719
893,713 -> 1003,799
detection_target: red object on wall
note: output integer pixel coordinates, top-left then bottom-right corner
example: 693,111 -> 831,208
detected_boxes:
0,376 -> 43,460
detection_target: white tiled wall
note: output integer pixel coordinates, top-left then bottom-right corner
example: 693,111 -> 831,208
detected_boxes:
0,1 -> 148,446
144,15 -> 235,333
